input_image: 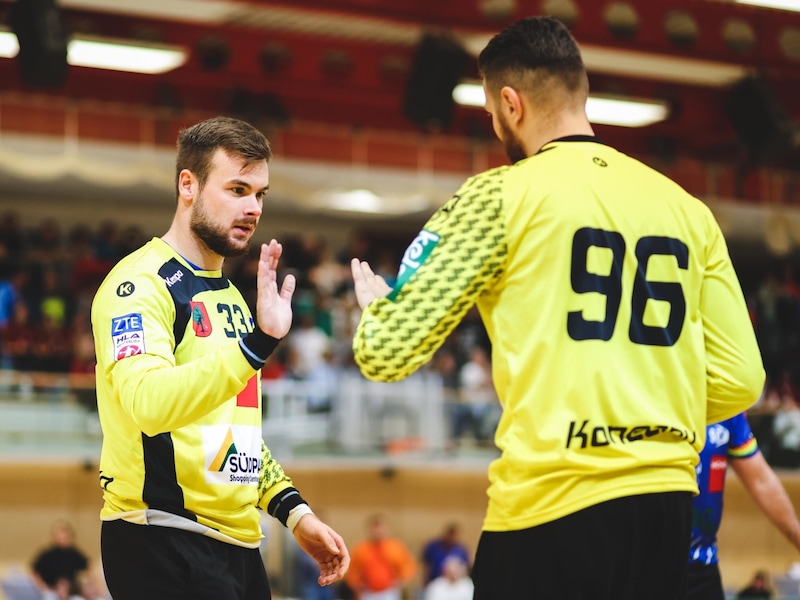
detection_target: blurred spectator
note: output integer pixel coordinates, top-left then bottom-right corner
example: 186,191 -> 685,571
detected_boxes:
227,246 -> 260,313
772,393 -> 800,468
287,306 -> 332,381
37,266 -> 71,328
309,240 -> 349,298
66,226 -> 113,297
345,514 -> 417,600
433,347 -> 460,404
423,556 -> 473,600
420,523 -> 471,586
0,209 -> 26,256
31,520 -> 89,600
3,302 -> 37,393
453,346 -> 500,447
28,218 -> 64,268
69,312 -> 97,411
0,263 -> 29,330
31,313 -> 72,395
737,570 -> 773,599
92,221 -> 120,263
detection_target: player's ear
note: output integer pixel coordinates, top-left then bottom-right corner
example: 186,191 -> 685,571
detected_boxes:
500,85 -> 524,125
177,169 -> 197,205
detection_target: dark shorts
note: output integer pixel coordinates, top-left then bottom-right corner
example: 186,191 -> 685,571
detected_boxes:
471,491 -> 692,600
101,519 -> 271,600
686,562 -> 725,600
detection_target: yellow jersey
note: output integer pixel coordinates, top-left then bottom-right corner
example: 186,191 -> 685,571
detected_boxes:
92,238 -> 299,548
353,137 -> 765,532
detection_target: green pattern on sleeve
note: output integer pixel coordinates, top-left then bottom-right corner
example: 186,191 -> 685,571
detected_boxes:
353,167 -> 509,382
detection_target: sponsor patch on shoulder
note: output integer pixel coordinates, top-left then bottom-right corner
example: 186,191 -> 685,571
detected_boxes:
111,312 -> 146,361
388,229 -> 440,301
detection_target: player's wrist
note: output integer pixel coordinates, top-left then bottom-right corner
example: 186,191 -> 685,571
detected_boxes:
239,328 -> 281,368
267,487 -> 309,527
287,504 -> 314,532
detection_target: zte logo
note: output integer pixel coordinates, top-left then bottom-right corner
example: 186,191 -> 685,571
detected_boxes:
164,270 -> 184,287
112,313 -> 142,334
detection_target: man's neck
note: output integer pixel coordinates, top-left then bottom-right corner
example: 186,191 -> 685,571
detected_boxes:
161,228 -> 223,271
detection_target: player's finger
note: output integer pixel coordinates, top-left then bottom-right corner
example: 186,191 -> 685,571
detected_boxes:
280,273 -> 296,302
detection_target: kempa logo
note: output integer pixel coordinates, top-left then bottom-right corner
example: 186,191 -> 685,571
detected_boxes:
208,428 -> 261,483
164,270 -> 184,287
388,229 -> 440,301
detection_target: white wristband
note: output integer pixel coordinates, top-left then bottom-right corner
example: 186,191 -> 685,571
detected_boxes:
286,504 -> 314,532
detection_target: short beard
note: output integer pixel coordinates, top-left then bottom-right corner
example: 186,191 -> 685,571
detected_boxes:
190,194 -> 250,258
498,113 -> 528,164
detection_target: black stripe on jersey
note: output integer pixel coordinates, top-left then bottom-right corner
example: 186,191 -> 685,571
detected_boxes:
140,259 -> 229,519
142,432 -> 195,520
157,258 -> 230,348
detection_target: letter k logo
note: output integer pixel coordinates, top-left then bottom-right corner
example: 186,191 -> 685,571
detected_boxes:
116,282 -> 135,297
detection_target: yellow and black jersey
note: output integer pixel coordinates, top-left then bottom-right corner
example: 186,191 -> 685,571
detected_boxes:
92,237 -> 299,548
353,137 -> 765,532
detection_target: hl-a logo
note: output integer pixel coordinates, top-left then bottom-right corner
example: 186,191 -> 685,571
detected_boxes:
116,281 -> 135,297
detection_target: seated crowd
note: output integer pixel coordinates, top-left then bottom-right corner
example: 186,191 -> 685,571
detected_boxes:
0,210 -> 799,459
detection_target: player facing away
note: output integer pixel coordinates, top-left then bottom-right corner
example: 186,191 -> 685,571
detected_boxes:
91,116 -> 348,600
350,16 -> 765,600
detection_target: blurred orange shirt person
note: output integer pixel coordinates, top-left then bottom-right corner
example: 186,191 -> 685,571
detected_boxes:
346,514 -> 417,600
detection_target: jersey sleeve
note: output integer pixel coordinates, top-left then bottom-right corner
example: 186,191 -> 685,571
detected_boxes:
352,168 -> 508,382
92,267 -> 258,437
257,440 -> 299,513
701,213 -> 765,424
727,412 -> 759,459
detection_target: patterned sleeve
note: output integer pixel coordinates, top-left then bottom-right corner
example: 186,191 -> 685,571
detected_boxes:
257,440 -> 310,527
728,412 -> 759,459
257,440 -> 295,508
353,167 -> 508,382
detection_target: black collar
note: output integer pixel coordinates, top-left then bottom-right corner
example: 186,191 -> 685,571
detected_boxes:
537,135 -> 604,154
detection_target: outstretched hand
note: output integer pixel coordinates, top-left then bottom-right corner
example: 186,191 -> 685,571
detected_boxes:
293,514 -> 350,586
255,240 -> 296,338
350,258 -> 392,310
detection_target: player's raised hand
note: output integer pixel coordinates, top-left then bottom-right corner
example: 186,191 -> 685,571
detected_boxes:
255,240 -> 295,338
351,258 -> 392,310
293,514 -> 350,586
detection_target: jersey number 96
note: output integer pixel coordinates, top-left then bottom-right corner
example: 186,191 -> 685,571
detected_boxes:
567,227 -> 688,347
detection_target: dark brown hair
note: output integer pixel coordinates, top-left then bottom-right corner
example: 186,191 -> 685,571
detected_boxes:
175,116 -> 272,194
478,16 -> 587,98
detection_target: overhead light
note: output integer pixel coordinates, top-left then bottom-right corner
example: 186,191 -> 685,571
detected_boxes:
313,189 -> 430,214
460,36 -> 748,87
0,30 -> 187,74
453,82 -> 669,127
585,94 -> 669,127
736,0 -> 800,12
68,36 -> 187,74
0,31 -> 19,59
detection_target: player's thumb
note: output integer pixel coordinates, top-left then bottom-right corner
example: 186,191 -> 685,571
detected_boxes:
280,273 -> 296,302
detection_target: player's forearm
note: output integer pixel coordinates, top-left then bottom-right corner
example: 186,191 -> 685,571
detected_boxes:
757,480 -> 800,551
111,343 -> 256,435
740,460 -> 800,552
352,307 -> 443,382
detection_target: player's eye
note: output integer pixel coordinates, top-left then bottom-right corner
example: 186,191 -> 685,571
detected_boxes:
231,186 -> 245,195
